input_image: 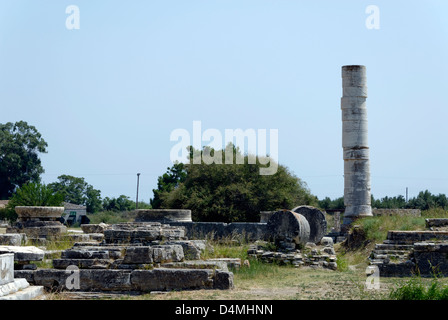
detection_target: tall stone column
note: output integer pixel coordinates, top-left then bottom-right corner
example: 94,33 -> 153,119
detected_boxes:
341,65 -> 372,227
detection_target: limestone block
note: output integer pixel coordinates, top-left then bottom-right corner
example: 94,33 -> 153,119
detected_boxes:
15,206 -> 64,220
0,246 -> 44,262
33,269 -> 133,291
0,254 -> 14,285
152,245 -> 184,263
123,247 -> 154,264
213,270 -> 234,290
81,223 -> 110,234
164,240 -> 203,260
135,209 -> 192,223
0,234 -> 23,246
61,249 -> 110,260
130,268 -> 214,291
52,259 -> 112,269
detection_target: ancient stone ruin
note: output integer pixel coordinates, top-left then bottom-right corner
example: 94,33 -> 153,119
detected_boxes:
368,219 -> 448,277
7,206 -> 67,239
15,222 -> 234,293
341,65 -> 372,227
0,253 -> 43,300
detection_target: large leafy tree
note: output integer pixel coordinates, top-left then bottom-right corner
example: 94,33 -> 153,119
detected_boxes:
150,162 -> 187,209
48,175 -> 102,213
0,121 -> 48,199
152,144 -> 318,222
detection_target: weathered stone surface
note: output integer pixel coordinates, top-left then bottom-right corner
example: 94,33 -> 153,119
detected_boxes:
0,278 -> 29,297
0,253 -> 14,285
0,234 -> 25,246
131,268 -> 214,291
67,233 -> 104,242
62,249 -> 110,259
387,231 -> 448,244
0,246 -> 44,261
0,284 -> 44,300
320,236 -> 334,247
103,223 -> 186,244
33,269 -> 133,291
169,221 -> 268,242
123,247 -> 153,264
207,258 -> 241,270
15,206 -> 64,219
135,209 -> 192,223
13,270 -> 34,283
266,210 -> 310,246
341,65 -> 372,220
152,245 -> 184,263
81,223 -> 110,234
52,259 -> 112,269
426,218 -> 448,229
213,270 -> 234,290
161,260 -> 229,272
291,206 -> 327,244
164,240 -> 206,260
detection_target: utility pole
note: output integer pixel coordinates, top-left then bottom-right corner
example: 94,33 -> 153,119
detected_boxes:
406,187 -> 408,203
136,173 -> 141,210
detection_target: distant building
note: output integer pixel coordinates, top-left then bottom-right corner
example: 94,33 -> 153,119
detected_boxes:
62,202 -> 90,226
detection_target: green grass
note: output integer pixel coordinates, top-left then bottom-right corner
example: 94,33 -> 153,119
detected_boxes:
390,274 -> 448,300
88,210 -> 136,224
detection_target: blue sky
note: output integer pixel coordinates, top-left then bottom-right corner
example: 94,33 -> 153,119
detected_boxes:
1,1 -> 447,203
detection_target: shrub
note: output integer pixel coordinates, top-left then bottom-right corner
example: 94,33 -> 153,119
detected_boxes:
1,182 -> 63,222
390,275 -> 448,300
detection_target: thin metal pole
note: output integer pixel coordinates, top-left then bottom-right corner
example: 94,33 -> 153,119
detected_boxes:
136,173 -> 141,210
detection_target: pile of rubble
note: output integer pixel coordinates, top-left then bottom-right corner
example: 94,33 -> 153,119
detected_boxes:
247,237 -> 338,270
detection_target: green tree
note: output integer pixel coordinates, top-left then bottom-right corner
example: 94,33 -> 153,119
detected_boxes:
152,144 -> 317,222
150,162 -> 187,209
318,196 -> 344,210
102,195 -> 134,212
0,121 -> 48,199
48,175 -> 102,213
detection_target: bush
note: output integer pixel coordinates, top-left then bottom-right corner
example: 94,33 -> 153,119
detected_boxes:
1,182 -> 63,222
390,275 -> 448,300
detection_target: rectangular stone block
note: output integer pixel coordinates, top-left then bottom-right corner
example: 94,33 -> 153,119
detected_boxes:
213,270 -> 234,290
33,269 -> 132,291
52,259 -> 112,269
130,268 -> 213,291
0,254 -> 14,285
0,234 -> 23,246
123,247 -> 153,264
0,246 -> 44,262
152,245 -> 184,263
61,249 -> 109,259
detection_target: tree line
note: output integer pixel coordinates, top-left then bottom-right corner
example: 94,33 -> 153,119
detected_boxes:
1,121 -> 446,224
319,190 -> 448,211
